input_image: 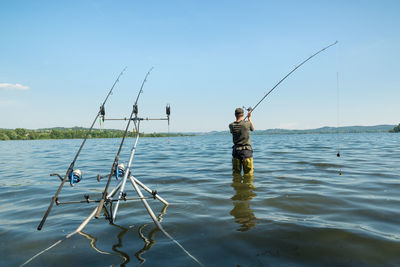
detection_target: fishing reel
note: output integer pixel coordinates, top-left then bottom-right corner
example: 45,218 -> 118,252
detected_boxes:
49,169 -> 82,186
69,169 -> 82,186
114,163 -> 125,179
242,106 -> 253,112
97,163 -> 126,182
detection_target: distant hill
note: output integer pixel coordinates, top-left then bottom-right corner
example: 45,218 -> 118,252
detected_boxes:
255,125 -> 396,135
198,125 -> 396,136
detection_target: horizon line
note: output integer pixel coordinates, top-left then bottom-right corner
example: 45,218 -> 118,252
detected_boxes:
1,123 -> 397,133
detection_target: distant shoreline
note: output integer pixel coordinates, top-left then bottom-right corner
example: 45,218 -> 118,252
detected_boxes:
196,124 -> 397,136
0,127 -> 191,141
0,125 -> 397,141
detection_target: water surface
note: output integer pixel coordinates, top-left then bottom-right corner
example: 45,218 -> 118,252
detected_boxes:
0,133 -> 399,266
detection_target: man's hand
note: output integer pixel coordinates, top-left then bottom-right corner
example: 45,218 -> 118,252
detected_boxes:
247,110 -> 255,130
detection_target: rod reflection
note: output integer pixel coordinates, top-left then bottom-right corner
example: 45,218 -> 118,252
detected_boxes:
230,173 -> 258,231
110,223 -> 131,266
135,205 -> 167,266
79,205 -> 167,266
135,223 -> 159,266
78,230 -> 129,266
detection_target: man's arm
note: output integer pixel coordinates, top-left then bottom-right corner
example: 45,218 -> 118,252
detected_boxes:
248,111 -> 255,131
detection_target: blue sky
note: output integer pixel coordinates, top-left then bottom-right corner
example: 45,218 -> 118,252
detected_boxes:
1,0 -> 399,132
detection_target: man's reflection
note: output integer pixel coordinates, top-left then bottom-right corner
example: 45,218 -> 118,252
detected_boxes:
230,173 -> 257,231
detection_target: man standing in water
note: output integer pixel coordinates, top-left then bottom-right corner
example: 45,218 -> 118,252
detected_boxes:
229,108 -> 255,175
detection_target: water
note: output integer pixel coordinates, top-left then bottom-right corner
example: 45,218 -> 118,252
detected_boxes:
0,133 -> 400,266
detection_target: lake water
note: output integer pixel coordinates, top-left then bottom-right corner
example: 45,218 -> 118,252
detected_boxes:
0,133 -> 399,266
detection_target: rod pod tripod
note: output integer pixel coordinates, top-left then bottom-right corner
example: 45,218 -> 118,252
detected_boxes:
98,109 -> 170,227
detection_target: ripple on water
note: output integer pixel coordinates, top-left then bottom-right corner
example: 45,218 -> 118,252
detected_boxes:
1,133 -> 400,266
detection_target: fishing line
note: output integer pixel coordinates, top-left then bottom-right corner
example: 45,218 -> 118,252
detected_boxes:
166,104 -> 171,143
128,175 -> 204,266
23,185 -> 202,266
244,41 -> 338,118
159,225 -> 205,267
95,67 -> 153,219
22,191 -> 113,266
22,208 -> 96,266
336,72 -> 342,175
20,211 -> 118,267
20,239 -> 63,266
37,67 -> 127,231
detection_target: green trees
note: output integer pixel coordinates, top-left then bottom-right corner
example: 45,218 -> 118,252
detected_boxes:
50,129 -> 63,139
389,124 -> 400,133
0,128 -> 31,140
0,129 -> 19,140
0,132 -> 10,140
0,128 -> 187,140
15,128 -> 27,137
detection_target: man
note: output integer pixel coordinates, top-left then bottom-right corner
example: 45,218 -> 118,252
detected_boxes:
229,108 -> 254,175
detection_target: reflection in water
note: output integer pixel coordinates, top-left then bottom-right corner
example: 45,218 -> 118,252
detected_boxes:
110,223 -> 131,266
78,231 -> 113,256
79,226 -> 130,266
80,206 -> 168,266
135,206 -> 167,266
135,223 -> 159,266
230,173 -> 258,231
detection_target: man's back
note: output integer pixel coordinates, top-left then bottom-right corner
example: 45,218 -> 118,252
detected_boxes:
229,120 -> 254,147
230,108 -> 255,175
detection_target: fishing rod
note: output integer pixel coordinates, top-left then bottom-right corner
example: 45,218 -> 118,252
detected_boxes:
37,67 -> 126,231
95,67 -> 153,219
21,183 -> 125,267
90,70 -> 204,264
244,41 -> 338,117
101,104 -> 170,222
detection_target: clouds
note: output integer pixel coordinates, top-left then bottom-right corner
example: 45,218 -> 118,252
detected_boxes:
0,83 -> 30,91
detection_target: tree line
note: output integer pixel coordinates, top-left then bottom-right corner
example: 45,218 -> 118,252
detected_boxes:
0,128 -> 188,141
389,124 -> 400,133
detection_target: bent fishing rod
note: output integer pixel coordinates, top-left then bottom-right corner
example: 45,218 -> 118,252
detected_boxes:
95,67 -> 154,219
244,41 -> 338,118
37,67 -> 126,231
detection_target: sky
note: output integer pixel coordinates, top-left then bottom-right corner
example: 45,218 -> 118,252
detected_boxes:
1,0 -> 399,132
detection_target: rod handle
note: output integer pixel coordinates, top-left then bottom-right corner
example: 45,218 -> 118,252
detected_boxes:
37,196 -> 56,230
95,197 -> 105,218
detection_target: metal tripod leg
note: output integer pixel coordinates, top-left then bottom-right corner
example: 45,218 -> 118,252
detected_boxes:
128,175 -> 162,229
132,176 -> 169,206
112,171 -> 129,221
112,121 -> 141,222
66,180 -> 123,238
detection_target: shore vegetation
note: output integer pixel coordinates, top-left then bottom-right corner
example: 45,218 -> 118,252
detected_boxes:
0,127 -> 189,141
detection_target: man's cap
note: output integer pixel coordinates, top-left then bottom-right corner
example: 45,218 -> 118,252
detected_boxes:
235,108 -> 244,116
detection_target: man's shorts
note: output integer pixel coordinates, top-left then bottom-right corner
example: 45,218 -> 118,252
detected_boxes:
232,148 -> 253,160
